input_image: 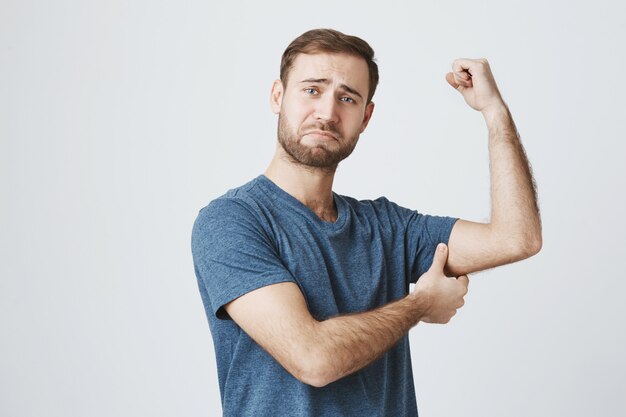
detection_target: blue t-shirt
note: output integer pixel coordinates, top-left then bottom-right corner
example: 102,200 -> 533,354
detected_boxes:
191,175 -> 457,417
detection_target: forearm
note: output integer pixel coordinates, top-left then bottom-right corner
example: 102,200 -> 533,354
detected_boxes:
483,104 -> 542,255
306,290 -> 427,387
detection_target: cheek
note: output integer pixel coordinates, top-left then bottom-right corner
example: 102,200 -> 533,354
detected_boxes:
345,112 -> 365,132
284,100 -> 311,124
281,106 -> 302,126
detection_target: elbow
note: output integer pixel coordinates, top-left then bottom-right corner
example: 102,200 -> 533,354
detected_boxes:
529,234 -> 543,256
525,226 -> 543,257
300,372 -> 331,388
510,229 -> 542,261
296,354 -> 334,388
291,347 -> 335,388
282,321 -> 335,388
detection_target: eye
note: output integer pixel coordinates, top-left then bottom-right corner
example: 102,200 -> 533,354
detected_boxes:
340,97 -> 355,104
304,88 -> 318,95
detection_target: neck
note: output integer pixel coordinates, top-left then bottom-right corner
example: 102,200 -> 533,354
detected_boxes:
264,142 -> 338,222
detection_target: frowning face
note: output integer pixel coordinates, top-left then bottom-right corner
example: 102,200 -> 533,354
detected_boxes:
270,52 -> 375,170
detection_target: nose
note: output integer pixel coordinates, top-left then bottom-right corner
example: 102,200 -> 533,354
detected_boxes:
314,93 -> 339,123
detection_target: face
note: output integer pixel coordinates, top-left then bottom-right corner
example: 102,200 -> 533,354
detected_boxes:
270,53 -> 375,170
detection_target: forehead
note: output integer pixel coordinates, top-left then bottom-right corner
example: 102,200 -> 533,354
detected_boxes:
288,53 -> 369,91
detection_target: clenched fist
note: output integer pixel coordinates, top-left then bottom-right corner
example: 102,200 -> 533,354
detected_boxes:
446,58 -> 506,114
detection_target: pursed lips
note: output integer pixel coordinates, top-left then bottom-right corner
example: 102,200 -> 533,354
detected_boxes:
304,130 -> 337,140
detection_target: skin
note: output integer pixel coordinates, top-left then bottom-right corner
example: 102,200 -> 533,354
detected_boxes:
265,53 -> 374,222
224,52 -> 542,387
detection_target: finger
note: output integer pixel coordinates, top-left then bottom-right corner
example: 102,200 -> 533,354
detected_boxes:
446,73 -> 468,92
447,310 -> 457,323
453,58 -> 492,84
454,69 -> 471,81
452,58 -> 479,76
453,70 -> 473,87
429,243 -> 449,272
445,72 -> 460,89
456,73 -> 473,86
457,274 -> 469,288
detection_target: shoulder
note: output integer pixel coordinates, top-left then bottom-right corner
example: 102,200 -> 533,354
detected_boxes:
192,177 -> 271,247
338,194 -> 416,223
194,176 -> 265,224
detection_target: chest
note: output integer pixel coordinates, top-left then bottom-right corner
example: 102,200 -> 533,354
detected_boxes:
269,217 -> 409,320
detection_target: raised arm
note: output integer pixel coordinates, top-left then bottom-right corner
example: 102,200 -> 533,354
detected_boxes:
443,58 -> 542,277
225,243 -> 468,387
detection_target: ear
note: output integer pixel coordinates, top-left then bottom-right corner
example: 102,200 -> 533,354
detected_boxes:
270,79 -> 284,114
359,101 -> 375,133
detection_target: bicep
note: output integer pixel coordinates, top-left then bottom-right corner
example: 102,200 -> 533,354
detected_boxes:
224,281 -> 319,382
445,219 -> 521,276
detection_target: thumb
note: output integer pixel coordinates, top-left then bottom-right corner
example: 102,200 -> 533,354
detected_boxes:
429,243 -> 449,272
445,72 -> 460,89
445,72 -> 466,93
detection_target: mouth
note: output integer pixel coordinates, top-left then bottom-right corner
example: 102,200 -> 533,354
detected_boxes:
304,130 -> 337,140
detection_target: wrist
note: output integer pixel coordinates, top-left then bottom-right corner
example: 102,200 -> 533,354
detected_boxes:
482,103 -> 517,136
407,286 -> 431,324
481,101 -> 509,124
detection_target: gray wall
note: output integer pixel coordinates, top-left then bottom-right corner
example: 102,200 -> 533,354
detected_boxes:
2,0 -> 624,416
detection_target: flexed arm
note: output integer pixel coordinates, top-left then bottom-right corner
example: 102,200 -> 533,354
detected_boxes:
444,59 -> 542,276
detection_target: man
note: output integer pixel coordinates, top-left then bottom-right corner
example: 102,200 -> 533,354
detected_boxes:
191,28 -> 541,416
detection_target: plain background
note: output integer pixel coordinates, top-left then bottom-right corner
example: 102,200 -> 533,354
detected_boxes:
2,0 -> 625,416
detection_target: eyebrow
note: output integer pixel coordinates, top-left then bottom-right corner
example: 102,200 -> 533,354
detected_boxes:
298,78 -> 364,99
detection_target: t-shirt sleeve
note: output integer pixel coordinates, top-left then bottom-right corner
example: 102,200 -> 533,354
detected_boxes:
379,198 -> 458,283
191,197 -> 296,320
406,212 -> 458,282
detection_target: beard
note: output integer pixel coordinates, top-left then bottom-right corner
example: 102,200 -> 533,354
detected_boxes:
277,112 -> 359,171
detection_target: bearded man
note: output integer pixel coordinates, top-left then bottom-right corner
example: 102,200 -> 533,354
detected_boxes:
191,28 -> 541,416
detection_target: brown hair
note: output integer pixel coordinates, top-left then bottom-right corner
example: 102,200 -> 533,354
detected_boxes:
280,28 -> 379,103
